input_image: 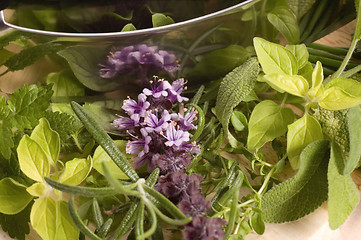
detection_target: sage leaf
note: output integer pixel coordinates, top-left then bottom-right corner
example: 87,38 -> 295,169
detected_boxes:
328,142 -> 359,229
247,100 -> 294,150
261,140 -> 329,223
344,106 -> 361,174
30,118 -> 60,167
253,37 -> 298,75
0,178 -> 33,215
264,73 -> 309,97
267,7 -> 300,44
215,57 -> 259,147
320,87 -> 361,111
285,44 -> 309,69
60,157 -> 92,186
31,197 -> 79,240
58,46 -> 122,92
17,135 -> 50,182
287,114 -> 323,169
152,13 -> 175,27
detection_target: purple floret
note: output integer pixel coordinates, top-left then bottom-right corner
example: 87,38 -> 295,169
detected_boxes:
183,216 -> 227,240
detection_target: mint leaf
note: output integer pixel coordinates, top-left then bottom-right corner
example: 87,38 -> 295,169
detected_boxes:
328,142 -> 359,229
44,111 -> 82,151
0,202 -> 32,240
247,100 -> 294,150
7,84 -> 53,131
5,42 -> 69,71
261,140 -> 329,223
58,46 -> 122,92
215,58 -> 259,146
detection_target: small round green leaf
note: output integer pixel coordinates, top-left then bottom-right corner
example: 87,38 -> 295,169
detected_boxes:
60,157 -> 92,186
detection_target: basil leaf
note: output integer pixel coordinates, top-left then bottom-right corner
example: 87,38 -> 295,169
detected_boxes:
264,73 -> 309,97
60,157 -> 92,186
215,57 -> 259,147
17,135 -> 50,182
344,106 -> 361,174
328,142 -> 360,229
247,100 -> 294,150
298,61 -> 313,84
0,178 -> 32,215
152,13 -> 175,27
325,78 -> 361,97
30,118 -> 60,167
30,197 -> 79,240
261,140 -> 329,223
46,70 -> 85,97
267,7 -> 300,44
287,0 -> 316,19
319,87 -> 361,111
308,61 -> 324,100
93,140 -> 130,180
58,46 -> 122,92
285,44 -> 309,69
287,114 -> 323,169
253,37 -> 298,75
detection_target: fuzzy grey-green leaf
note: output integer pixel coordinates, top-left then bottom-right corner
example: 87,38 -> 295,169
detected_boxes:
261,140 -> 329,223
215,57 -> 259,143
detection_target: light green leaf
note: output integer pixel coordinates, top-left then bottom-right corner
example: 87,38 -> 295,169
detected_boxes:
287,0 -> 316,19
58,46 -> 122,92
152,13 -> 175,27
298,61 -> 313,84
261,140 -> 329,223
231,110 -> 248,132
46,70 -> 85,97
0,49 -> 15,66
267,7 -> 300,44
121,23 -> 136,32
264,73 -> 309,97
17,135 -> 50,182
287,114 -> 324,169
30,118 -> 60,167
60,157 -> 92,185
31,197 -> 79,240
308,61 -> 324,100
328,142 -> 360,229
325,78 -> 361,97
247,100 -> 295,150
215,58 -> 260,147
93,140 -> 130,180
26,183 -> 46,197
319,87 -> 361,111
253,37 -> 298,75
0,178 -> 33,215
285,44 -> 309,69
344,106 -> 361,174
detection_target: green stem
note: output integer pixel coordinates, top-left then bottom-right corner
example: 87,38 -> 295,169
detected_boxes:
307,43 -> 348,56
257,167 -> 276,196
340,64 -> 361,78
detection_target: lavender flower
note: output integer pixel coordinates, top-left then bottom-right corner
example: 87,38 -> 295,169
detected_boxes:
144,110 -> 170,133
100,44 -> 179,81
151,151 -> 191,174
126,128 -> 151,160
183,216 -> 227,240
178,193 -> 211,217
168,78 -> 189,102
177,109 -> 198,130
143,78 -> 171,99
164,124 -> 190,148
122,93 -> 150,117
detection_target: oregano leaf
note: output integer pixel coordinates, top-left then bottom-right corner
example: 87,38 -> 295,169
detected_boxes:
328,142 -> 359,229
215,58 -> 259,146
247,100 -> 294,150
261,140 -> 329,223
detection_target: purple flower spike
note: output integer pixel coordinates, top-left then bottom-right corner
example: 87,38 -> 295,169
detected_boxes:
164,124 -> 190,148
183,216 -> 227,240
126,129 -> 151,158
178,193 -> 211,217
122,93 -> 150,117
113,115 -> 139,130
168,78 -> 189,102
178,110 -> 197,130
144,110 -> 171,133
143,77 -> 171,99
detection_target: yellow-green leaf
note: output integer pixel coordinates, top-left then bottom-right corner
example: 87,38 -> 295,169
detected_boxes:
319,87 -> 361,111
60,157 -> 92,185
285,44 -> 309,69
26,182 -> 46,197
30,118 -> 60,166
264,73 -> 309,97
325,78 -> 361,97
308,61 -> 324,100
31,197 -> 79,240
93,140 -> 130,180
0,178 -> 33,215
17,135 -> 50,182
287,114 -> 324,169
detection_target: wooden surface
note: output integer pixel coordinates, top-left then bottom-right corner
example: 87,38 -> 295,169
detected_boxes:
0,20 -> 360,240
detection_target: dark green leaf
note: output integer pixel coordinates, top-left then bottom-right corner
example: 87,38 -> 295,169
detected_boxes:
328,142 -> 360,229
58,46 -> 122,92
261,140 -> 329,223
0,30 -> 32,49
287,0 -> 316,19
0,122 -> 14,159
5,42 -> 69,71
